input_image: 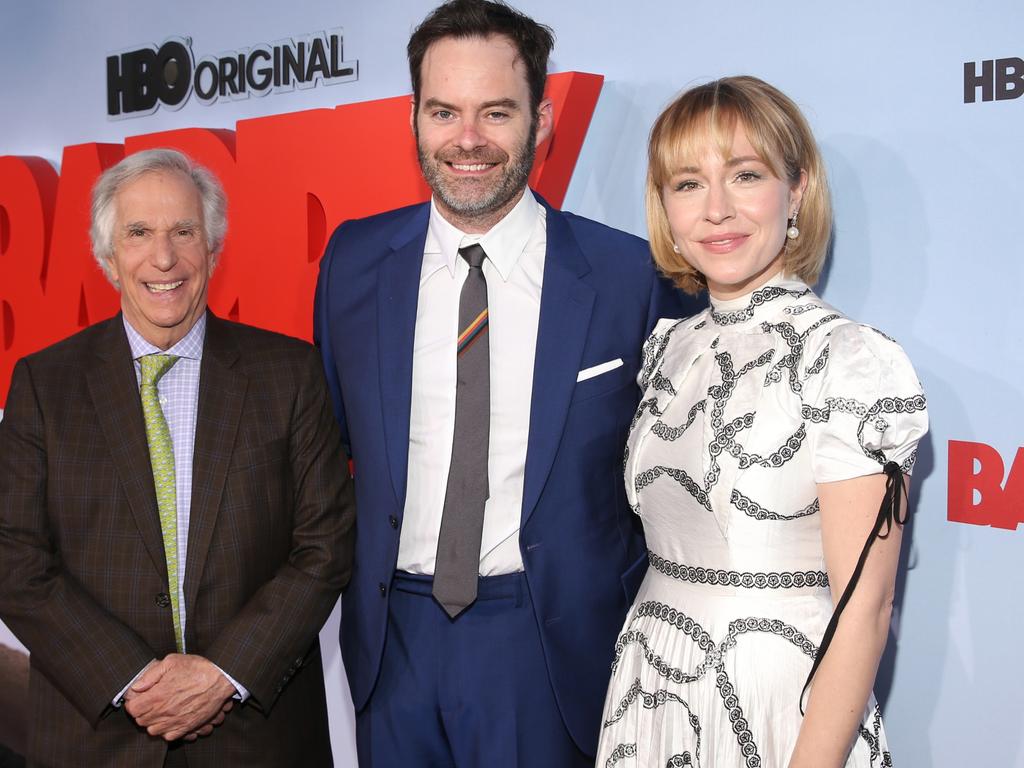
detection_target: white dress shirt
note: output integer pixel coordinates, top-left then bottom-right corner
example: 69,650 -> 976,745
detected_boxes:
397,190 -> 546,576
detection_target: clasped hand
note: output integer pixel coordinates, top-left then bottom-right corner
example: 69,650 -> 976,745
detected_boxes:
124,654 -> 236,742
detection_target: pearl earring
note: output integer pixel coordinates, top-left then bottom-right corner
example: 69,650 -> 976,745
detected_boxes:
786,211 -> 800,240
672,243 -> 681,253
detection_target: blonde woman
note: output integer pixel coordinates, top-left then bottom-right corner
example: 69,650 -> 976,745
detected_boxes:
597,77 -> 928,767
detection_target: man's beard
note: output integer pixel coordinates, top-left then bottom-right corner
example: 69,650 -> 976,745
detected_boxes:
417,120 -> 538,221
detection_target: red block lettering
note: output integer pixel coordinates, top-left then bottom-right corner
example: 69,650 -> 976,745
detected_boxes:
994,447 -> 1024,530
0,157 -> 58,390
45,143 -> 124,330
947,440 -> 1024,531
0,71 -> 602,407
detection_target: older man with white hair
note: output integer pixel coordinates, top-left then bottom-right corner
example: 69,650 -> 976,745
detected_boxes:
0,148 -> 354,767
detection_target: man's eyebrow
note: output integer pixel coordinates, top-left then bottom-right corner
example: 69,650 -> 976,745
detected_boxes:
479,98 -> 520,111
422,97 -> 457,111
120,219 -> 201,231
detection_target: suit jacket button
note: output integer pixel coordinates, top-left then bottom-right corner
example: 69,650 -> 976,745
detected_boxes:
155,592 -> 171,608
388,515 -> 398,529
378,583 -> 387,597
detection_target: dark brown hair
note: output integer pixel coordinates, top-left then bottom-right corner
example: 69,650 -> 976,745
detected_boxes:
407,0 -> 554,113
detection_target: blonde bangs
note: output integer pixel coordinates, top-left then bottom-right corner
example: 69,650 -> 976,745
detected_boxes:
650,94 -> 738,190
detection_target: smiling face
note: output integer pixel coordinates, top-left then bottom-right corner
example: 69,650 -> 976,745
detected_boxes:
412,34 -> 552,233
107,170 -> 212,349
662,122 -> 806,300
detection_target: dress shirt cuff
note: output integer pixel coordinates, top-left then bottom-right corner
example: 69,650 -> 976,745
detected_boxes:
212,663 -> 250,702
112,660 -> 155,707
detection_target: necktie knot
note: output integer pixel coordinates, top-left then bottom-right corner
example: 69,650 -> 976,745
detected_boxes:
140,354 -> 180,387
459,243 -> 487,270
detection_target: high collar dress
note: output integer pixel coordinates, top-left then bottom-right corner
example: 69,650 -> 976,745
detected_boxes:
596,275 -> 928,768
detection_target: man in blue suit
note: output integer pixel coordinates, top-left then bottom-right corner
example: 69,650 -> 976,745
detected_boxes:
314,1 -> 688,764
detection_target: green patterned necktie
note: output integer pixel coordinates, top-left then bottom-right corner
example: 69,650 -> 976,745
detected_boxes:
139,354 -> 183,652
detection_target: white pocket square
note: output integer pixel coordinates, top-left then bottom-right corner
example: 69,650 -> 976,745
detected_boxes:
576,358 -> 624,382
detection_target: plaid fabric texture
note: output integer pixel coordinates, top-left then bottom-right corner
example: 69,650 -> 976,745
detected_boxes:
0,314 -> 355,767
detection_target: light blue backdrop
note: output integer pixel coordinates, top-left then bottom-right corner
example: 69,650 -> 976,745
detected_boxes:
1,1 -> 1021,765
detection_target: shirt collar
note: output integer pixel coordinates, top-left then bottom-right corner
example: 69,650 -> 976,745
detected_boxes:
423,188 -> 541,282
707,274 -> 812,328
124,312 -> 207,362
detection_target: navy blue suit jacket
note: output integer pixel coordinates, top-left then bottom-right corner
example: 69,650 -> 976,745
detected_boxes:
313,196 -> 690,755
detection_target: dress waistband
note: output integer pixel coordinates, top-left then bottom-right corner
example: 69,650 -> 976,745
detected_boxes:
648,551 -> 830,591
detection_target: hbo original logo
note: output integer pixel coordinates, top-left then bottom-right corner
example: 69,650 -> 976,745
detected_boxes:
107,38 -> 193,118
107,31 -> 357,119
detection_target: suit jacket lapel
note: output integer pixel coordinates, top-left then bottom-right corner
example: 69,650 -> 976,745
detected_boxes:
377,206 -> 429,509
86,315 -> 168,579
521,205 -> 595,527
184,313 -> 246,614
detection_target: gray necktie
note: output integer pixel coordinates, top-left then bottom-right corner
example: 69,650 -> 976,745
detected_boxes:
433,243 -> 490,618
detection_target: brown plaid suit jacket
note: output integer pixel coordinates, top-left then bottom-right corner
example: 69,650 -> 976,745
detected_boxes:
0,313 -> 355,767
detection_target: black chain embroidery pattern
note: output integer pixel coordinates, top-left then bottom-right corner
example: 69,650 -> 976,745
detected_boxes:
729,423 -> 806,470
783,302 -> 818,316
857,706 -> 894,767
731,488 -> 819,521
649,552 -> 829,590
612,630 -> 708,684
803,345 -> 829,376
607,599 -> 893,766
604,742 -> 636,767
652,400 -> 707,442
761,313 -> 843,394
603,685 -> 702,768
709,285 -> 810,326
639,320 -> 684,390
857,394 -> 928,470
635,466 -> 712,512
704,349 -> 766,490
607,284 -> 918,766
666,754 -> 696,767
800,403 -> 830,423
651,370 -> 678,395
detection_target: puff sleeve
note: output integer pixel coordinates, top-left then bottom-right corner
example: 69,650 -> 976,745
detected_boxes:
800,322 -> 928,484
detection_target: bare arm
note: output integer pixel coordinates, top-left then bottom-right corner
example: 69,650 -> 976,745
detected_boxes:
788,473 -> 908,768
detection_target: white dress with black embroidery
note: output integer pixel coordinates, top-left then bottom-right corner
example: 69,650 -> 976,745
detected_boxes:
596,275 -> 928,768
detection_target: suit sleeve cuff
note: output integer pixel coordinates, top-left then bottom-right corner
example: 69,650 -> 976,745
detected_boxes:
212,663 -> 250,702
112,660 -> 155,707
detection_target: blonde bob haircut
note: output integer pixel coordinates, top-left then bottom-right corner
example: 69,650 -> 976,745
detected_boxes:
646,76 -> 832,295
